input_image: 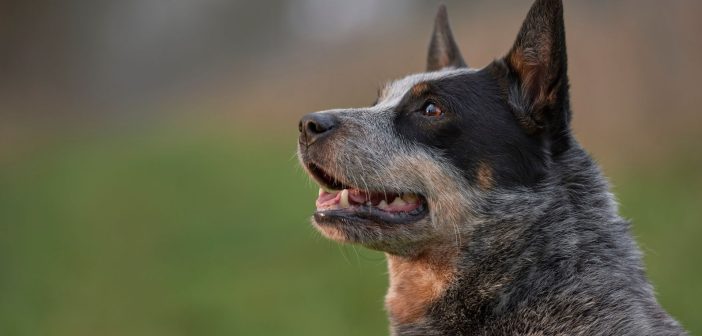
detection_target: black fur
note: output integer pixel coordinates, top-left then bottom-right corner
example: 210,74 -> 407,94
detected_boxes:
396,145 -> 686,335
393,69 -> 547,187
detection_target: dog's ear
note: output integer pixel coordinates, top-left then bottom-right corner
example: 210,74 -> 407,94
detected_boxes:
503,0 -> 571,153
427,5 -> 466,71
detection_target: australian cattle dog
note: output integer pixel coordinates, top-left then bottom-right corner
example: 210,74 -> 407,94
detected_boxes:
297,0 -> 687,334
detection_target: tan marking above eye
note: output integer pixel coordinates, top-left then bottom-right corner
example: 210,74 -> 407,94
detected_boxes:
411,82 -> 430,96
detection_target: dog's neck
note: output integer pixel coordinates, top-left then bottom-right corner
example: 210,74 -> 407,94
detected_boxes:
385,238 -> 519,335
385,147 -> 632,335
384,246 -> 459,329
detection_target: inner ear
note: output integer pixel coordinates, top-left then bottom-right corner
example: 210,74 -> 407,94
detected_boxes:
504,0 -> 569,139
427,5 -> 466,72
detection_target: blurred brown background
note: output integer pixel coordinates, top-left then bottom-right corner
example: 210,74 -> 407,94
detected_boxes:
1,1 -> 700,335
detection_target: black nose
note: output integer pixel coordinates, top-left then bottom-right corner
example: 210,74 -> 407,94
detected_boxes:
299,113 -> 338,146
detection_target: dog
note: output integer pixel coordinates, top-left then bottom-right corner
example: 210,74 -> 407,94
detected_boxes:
297,1 -> 687,335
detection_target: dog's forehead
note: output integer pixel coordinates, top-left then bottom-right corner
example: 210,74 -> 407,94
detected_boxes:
377,68 -> 478,107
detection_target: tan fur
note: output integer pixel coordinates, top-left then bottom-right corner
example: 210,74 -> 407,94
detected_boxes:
411,82 -> 430,97
476,161 -> 494,190
508,47 -> 554,133
509,48 -> 527,76
385,247 -> 458,325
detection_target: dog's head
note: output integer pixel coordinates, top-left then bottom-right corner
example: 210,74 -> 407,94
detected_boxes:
298,0 -> 571,256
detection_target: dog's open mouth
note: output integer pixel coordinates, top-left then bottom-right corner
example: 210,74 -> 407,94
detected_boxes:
307,163 -> 428,225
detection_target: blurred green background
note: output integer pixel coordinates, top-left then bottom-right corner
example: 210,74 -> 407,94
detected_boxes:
1,1 -> 700,335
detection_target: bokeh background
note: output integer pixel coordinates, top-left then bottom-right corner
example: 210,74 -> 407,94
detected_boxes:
1,1 -> 701,335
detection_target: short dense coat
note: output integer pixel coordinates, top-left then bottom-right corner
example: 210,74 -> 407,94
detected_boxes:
297,0 -> 687,335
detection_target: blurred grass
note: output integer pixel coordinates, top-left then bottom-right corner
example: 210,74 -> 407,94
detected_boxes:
612,150 -> 702,334
0,124 -> 699,335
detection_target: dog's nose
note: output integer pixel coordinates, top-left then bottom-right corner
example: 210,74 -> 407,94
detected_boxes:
299,112 -> 338,146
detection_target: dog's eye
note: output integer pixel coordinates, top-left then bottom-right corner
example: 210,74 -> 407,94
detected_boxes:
422,102 -> 443,117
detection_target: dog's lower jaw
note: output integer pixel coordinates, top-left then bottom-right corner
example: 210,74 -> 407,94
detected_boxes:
384,245 -> 460,332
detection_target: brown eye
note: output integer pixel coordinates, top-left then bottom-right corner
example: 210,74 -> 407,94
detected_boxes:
422,102 -> 443,117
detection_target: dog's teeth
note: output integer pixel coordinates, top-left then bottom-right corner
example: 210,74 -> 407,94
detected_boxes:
318,188 -> 325,196
390,196 -> 407,208
378,200 -> 389,210
339,189 -> 350,208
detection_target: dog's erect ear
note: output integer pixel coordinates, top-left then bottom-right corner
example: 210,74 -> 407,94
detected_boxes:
427,5 -> 466,71
504,0 -> 571,153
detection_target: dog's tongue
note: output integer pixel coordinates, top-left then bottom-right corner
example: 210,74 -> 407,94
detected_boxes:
316,189 -> 340,207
